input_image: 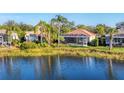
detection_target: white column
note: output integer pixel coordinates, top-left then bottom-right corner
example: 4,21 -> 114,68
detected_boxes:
84,37 -> 88,46
1,36 -> 3,45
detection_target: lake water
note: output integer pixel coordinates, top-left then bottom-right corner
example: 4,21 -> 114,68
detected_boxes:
0,56 -> 124,80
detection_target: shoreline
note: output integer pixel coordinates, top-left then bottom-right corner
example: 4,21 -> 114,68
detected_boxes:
0,47 -> 124,60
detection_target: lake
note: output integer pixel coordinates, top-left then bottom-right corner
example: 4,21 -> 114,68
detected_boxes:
0,56 -> 124,80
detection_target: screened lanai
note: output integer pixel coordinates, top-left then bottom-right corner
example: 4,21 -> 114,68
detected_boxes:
61,29 -> 96,46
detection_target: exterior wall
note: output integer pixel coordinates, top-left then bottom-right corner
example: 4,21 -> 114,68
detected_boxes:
25,34 -> 38,41
105,35 -> 124,46
0,36 -> 4,44
11,33 -> 19,40
113,37 -> 124,46
105,35 -> 110,45
89,36 -> 96,42
0,30 -> 19,45
0,34 -> 10,45
25,34 -> 43,42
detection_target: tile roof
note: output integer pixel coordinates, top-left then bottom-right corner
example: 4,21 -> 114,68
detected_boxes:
25,31 -> 35,35
25,31 -> 45,37
106,31 -> 124,37
114,33 -> 124,37
64,29 -> 96,36
0,29 -> 7,34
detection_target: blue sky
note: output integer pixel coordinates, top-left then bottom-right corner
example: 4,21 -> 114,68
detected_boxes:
0,13 -> 124,27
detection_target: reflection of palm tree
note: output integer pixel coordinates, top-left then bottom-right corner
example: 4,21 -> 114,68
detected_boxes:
108,59 -> 114,80
48,56 -> 52,79
34,59 -> 41,80
2,57 -> 4,63
107,28 -> 118,50
56,55 -> 62,79
41,58 -> 47,80
6,57 -> 13,79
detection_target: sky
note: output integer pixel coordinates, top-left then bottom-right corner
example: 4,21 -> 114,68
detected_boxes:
0,13 -> 124,27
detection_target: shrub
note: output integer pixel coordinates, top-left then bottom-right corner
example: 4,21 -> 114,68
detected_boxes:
51,43 -> 58,47
12,40 -> 20,47
90,38 -> 99,46
59,44 -> 69,47
20,42 -> 39,49
51,43 -> 69,47
40,42 -> 48,47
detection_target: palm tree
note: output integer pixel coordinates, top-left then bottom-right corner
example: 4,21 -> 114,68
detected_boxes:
46,24 -> 51,46
51,15 -> 72,47
51,16 -> 62,47
34,20 -> 51,46
96,24 -> 106,46
107,27 -> 118,50
34,20 -> 47,43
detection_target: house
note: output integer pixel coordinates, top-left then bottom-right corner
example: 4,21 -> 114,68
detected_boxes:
61,29 -> 96,46
25,31 -> 45,42
11,32 -> 19,40
25,31 -> 38,41
105,27 -> 124,46
0,29 -> 8,45
106,31 -> 124,46
0,29 -> 19,45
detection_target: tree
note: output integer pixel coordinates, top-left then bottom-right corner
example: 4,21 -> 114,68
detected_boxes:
34,20 -> 47,43
3,20 -> 18,43
34,20 -> 51,45
107,27 -> 118,50
18,22 -> 34,31
46,24 -> 51,46
96,24 -> 106,46
76,25 -> 96,33
3,20 -> 25,43
50,15 -> 74,47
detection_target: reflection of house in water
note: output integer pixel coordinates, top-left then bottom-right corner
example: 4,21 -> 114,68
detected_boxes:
34,57 -> 53,80
4,57 -> 21,79
87,57 -> 94,69
45,56 -> 62,80
3,57 -> 14,79
82,57 -> 95,70
38,56 -> 62,80
34,58 -> 42,79
34,56 -> 53,80
4,57 -> 13,79
39,56 -> 54,80
0,57 -> 5,79
40,57 -> 47,80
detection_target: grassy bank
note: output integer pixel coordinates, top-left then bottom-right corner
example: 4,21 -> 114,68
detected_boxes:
0,46 -> 124,60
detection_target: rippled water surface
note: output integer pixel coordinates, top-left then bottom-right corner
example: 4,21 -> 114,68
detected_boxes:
0,56 -> 124,80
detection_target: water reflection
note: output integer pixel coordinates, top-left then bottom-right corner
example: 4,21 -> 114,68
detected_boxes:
0,56 -> 123,80
56,55 -> 62,79
108,59 -> 114,80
